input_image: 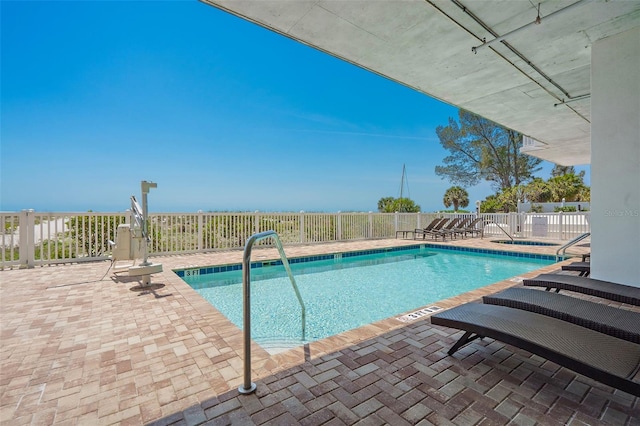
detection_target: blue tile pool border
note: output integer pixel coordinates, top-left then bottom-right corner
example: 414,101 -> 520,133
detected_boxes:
173,244 -> 558,277
490,239 -> 560,246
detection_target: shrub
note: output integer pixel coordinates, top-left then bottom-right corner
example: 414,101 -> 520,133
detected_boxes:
554,206 -> 577,212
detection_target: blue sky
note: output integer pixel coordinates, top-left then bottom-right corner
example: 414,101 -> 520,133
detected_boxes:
1,1 -> 588,213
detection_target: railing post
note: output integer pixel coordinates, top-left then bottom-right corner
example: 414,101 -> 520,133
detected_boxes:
197,211 -> 204,252
559,211 -> 564,240
368,212 -> 373,239
19,209 -> 35,268
417,212 -> 421,230
394,211 -> 399,234
337,212 -> 342,241
510,212 -> 515,237
299,211 -> 305,244
254,211 -> 259,236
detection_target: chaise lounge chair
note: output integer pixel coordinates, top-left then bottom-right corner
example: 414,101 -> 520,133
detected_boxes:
453,217 -> 484,238
431,218 -> 463,241
414,218 -> 446,240
414,218 -> 449,240
561,261 -> 590,276
483,287 -> 640,343
430,303 -> 640,396
436,217 -> 471,240
523,274 -> 640,306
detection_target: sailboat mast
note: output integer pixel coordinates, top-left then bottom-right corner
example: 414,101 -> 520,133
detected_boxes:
399,164 -> 406,212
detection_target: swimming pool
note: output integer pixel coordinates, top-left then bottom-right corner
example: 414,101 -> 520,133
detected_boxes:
179,245 -> 555,349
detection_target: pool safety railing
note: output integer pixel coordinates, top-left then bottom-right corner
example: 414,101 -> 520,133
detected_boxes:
1,211 -> 591,269
239,230 -> 306,395
556,232 -> 591,261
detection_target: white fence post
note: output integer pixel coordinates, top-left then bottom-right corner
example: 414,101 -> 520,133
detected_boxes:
368,212 -> 373,239
337,212 -> 342,240
19,209 -> 35,268
299,211 -> 305,244
254,211 -> 259,235
197,211 -> 203,252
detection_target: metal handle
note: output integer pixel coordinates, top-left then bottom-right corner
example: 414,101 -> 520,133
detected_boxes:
239,230 -> 306,395
556,232 -> 590,261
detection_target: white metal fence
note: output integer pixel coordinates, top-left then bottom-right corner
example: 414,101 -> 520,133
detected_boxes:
1,210 -> 590,269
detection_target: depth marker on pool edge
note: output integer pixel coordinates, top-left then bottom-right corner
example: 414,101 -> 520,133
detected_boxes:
396,306 -> 443,323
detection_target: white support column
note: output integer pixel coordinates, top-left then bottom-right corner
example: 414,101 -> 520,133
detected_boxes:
590,27 -> 640,286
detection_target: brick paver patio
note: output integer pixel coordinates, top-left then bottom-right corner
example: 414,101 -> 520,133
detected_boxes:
2,237 -> 639,425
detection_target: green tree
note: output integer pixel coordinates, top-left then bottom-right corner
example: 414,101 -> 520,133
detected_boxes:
551,164 -> 586,179
377,197 -> 420,213
522,178 -> 551,202
442,186 -> 469,212
479,194 -> 503,213
497,186 -> 527,212
548,165 -> 589,201
551,164 -> 575,177
435,109 -> 542,191
547,173 -> 588,202
575,185 -> 590,202
377,197 -> 396,212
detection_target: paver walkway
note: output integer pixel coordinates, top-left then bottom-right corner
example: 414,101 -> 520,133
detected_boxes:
2,238 -> 639,425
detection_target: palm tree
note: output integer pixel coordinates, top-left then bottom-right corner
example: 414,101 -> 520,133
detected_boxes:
443,186 -> 469,212
547,173 -> 584,202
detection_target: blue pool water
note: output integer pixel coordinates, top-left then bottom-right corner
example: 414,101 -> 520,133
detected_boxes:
180,246 -> 554,345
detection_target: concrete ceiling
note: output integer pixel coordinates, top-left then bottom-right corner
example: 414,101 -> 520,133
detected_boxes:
200,0 -> 640,166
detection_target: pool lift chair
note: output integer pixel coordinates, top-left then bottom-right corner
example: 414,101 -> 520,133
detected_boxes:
110,181 -> 163,287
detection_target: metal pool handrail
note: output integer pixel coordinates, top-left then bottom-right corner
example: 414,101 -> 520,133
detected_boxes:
239,230 -> 306,395
556,232 -> 591,261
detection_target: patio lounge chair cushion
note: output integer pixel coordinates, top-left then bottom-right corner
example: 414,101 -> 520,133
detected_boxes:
430,303 -> 640,396
523,274 -> 640,306
483,287 -> 640,343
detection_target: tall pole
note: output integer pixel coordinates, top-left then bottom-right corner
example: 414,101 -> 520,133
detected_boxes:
398,164 -> 406,212
140,180 -> 157,266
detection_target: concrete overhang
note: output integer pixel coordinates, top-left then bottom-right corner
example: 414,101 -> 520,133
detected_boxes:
200,0 -> 640,166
